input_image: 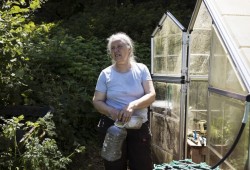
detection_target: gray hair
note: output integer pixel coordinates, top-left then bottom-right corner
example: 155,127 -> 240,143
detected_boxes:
107,32 -> 136,63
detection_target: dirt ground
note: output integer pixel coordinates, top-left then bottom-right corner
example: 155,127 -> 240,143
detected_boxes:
68,143 -> 105,170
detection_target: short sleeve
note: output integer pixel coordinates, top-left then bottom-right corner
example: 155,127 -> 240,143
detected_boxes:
141,64 -> 152,81
95,71 -> 107,93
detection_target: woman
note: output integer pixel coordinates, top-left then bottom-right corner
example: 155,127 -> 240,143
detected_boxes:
92,32 -> 156,170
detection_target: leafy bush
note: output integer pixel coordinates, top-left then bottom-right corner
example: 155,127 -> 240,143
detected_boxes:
21,23 -> 110,151
0,113 -> 85,169
0,0 -> 51,106
60,1 -> 167,43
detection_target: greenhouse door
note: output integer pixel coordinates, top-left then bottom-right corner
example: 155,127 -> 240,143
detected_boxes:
150,12 -> 188,163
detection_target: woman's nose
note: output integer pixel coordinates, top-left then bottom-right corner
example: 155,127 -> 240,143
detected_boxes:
114,47 -> 119,52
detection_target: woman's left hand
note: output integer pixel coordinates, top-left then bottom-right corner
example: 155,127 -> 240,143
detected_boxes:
118,103 -> 135,123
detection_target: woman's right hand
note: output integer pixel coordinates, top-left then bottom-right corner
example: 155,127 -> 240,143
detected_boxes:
108,108 -> 120,121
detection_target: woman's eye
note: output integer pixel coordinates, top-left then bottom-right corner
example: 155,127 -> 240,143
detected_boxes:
118,45 -> 124,49
111,45 -> 124,51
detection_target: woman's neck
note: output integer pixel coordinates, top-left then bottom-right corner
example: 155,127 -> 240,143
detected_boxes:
114,62 -> 132,73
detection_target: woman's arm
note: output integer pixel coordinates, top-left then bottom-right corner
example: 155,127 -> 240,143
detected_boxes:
119,80 -> 156,122
130,80 -> 156,109
92,91 -> 120,120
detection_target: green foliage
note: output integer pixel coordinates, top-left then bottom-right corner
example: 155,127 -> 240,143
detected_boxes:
61,1 -> 167,43
0,113 -> 85,169
134,42 -> 151,68
22,23 -> 110,151
21,21 -> 152,156
0,0 -> 196,168
0,0 -> 47,106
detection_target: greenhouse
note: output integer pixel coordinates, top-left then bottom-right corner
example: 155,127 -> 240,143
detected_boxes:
150,0 -> 250,169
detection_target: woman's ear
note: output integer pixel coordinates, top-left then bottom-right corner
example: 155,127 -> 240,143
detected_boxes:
128,47 -> 132,53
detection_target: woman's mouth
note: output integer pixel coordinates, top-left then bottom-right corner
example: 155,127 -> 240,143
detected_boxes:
115,54 -> 122,58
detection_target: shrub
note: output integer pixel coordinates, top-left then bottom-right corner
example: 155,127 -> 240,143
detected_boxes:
0,113 -> 85,169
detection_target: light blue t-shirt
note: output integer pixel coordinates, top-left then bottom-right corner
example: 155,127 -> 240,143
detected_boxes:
95,62 -> 152,122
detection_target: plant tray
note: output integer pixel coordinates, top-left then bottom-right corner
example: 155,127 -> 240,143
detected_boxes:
153,159 -> 220,170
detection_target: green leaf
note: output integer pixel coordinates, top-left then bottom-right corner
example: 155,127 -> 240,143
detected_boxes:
10,6 -> 29,14
30,0 -> 41,10
15,69 -> 25,78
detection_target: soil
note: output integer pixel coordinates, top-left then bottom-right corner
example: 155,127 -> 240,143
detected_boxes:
68,143 -> 105,170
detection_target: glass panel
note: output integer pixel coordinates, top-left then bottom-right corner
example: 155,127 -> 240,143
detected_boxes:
190,30 -> 211,55
187,2 -> 211,159
189,29 -> 211,75
210,27 -> 248,95
152,82 -> 181,117
188,1 -> 211,136
152,15 -> 183,75
208,92 -> 248,169
189,54 -> 209,75
187,81 -> 208,131
189,2 -> 212,76
193,2 -> 212,29
151,82 -> 181,162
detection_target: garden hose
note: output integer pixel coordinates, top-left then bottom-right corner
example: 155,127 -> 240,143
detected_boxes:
211,102 -> 250,169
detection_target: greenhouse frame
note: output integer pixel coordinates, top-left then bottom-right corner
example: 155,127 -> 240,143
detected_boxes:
150,0 -> 250,169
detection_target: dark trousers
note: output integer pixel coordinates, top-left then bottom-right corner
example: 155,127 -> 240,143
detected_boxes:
97,115 -> 153,170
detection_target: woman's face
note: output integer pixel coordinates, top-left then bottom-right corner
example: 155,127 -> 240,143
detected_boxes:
110,40 -> 131,65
